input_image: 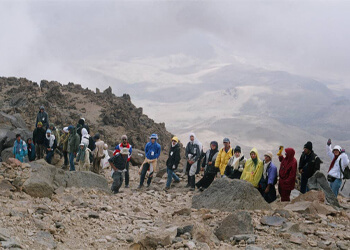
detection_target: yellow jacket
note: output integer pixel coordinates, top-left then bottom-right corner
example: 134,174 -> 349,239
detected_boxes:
240,148 -> 263,187
215,147 -> 234,175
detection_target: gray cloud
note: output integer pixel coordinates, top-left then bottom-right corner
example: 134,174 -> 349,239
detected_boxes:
1,0 -> 350,87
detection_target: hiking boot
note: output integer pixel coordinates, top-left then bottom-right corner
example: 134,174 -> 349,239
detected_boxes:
164,186 -> 170,191
185,184 -> 190,188
174,179 -> 180,183
61,165 -> 68,170
125,185 -> 129,188
189,187 -> 195,191
137,185 -> 143,190
199,187 -> 204,192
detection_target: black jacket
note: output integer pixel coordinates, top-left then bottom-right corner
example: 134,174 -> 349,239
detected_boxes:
202,149 -> 219,174
299,151 -> 322,179
108,153 -> 128,170
185,142 -> 200,162
166,143 -> 181,169
33,127 -> 46,145
44,137 -> 57,153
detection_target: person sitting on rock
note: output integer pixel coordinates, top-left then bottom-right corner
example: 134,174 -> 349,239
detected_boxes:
35,106 -> 49,129
67,125 -> 80,171
113,135 -> 132,188
33,122 -> 46,159
60,127 -> 69,170
185,133 -> 201,191
49,123 -> 62,158
138,134 -> 161,189
258,151 -> 278,203
44,129 -> 57,164
13,134 -> 28,163
109,148 -> 129,194
76,143 -> 91,171
76,118 -> 90,140
224,145 -> 246,179
240,148 -> 263,188
215,138 -> 234,177
278,147 -> 297,202
92,133 -> 106,174
299,141 -> 322,194
165,137 -> 181,190
326,139 -> 349,197
26,138 -> 36,162
196,141 -> 219,191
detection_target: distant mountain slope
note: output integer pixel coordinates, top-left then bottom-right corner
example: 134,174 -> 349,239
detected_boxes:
0,77 -> 173,161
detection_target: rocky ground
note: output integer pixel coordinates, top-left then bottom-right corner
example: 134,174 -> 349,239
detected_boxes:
0,159 -> 350,250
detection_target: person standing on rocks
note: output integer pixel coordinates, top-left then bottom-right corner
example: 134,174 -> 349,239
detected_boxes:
67,125 -> 80,171
35,106 -> 49,129
326,139 -> 349,197
26,138 -> 36,162
44,129 -> 57,164
76,143 -> 91,171
240,148 -> 263,188
109,148 -> 129,194
258,151 -> 277,203
92,134 -> 106,174
224,145 -> 247,179
299,141 -> 322,194
13,134 -> 28,163
215,138 -> 234,177
165,137 -> 181,190
185,133 -> 201,191
278,147 -> 297,202
33,122 -> 46,159
60,127 -> 69,169
113,135 -> 132,188
138,134 -> 161,189
196,141 -> 219,191
76,118 -> 90,140
49,123 -> 62,158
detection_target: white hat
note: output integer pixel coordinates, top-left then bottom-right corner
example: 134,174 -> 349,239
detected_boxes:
121,148 -> 129,155
333,145 -> 342,152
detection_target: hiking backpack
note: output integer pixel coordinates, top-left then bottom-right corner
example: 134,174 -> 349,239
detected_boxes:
339,158 -> 350,179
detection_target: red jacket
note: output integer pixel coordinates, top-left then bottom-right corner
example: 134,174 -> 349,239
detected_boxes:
278,148 -> 297,191
113,143 -> 132,162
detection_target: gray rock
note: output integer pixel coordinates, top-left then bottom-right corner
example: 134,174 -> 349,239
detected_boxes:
192,178 -> 270,212
279,222 -> 300,233
130,149 -> 145,166
0,228 -> 10,241
88,211 -> 100,219
307,171 -> 340,207
0,148 -> 14,163
273,209 -> 291,218
176,225 -> 194,237
1,237 -> 23,249
246,246 -> 262,250
214,211 -> 254,241
230,234 -> 257,242
65,171 -> 109,191
34,231 -> 57,249
23,159 -> 109,198
260,216 -> 286,227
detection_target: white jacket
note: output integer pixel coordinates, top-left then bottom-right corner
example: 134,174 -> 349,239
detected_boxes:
327,145 -> 349,179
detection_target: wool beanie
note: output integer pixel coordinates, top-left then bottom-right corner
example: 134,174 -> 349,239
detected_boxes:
304,141 -> 313,151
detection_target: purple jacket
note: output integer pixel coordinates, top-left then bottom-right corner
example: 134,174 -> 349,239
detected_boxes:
259,161 -> 278,186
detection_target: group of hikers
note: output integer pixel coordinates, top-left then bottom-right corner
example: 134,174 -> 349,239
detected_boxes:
12,106 -> 350,202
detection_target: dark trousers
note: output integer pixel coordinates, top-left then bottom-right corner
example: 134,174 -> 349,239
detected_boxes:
186,162 -> 191,186
125,162 -> 130,186
63,151 -> 68,166
258,184 -> 277,203
111,171 -> 123,194
140,163 -> 153,187
46,151 -> 54,164
278,186 -> 291,202
69,153 -> 75,171
224,166 -> 242,179
196,172 -> 216,189
300,174 -> 309,194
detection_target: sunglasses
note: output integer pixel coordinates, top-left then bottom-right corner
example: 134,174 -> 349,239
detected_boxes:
123,139 -> 127,141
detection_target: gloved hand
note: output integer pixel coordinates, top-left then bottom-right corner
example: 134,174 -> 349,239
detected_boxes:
172,165 -> 176,170
277,146 -> 284,156
327,139 -> 332,146
238,166 -> 244,172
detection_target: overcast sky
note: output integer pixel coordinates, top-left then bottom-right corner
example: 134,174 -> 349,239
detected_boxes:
1,0 -> 350,89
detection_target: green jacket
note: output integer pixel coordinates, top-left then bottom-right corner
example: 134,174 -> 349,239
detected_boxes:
67,127 -> 80,153
60,132 -> 69,152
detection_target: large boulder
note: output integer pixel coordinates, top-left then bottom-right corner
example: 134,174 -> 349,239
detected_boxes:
130,149 -> 145,166
214,211 -> 254,241
1,148 -> 13,163
192,178 -> 270,212
307,171 -> 340,207
23,159 -> 109,198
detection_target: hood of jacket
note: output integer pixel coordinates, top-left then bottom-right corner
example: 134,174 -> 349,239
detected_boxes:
250,147 -> 260,160
189,132 -> 202,150
285,148 -> 296,162
82,128 -> 89,137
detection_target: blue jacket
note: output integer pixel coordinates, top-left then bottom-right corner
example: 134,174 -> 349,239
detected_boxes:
259,161 -> 278,186
13,140 -> 28,159
145,139 -> 161,160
